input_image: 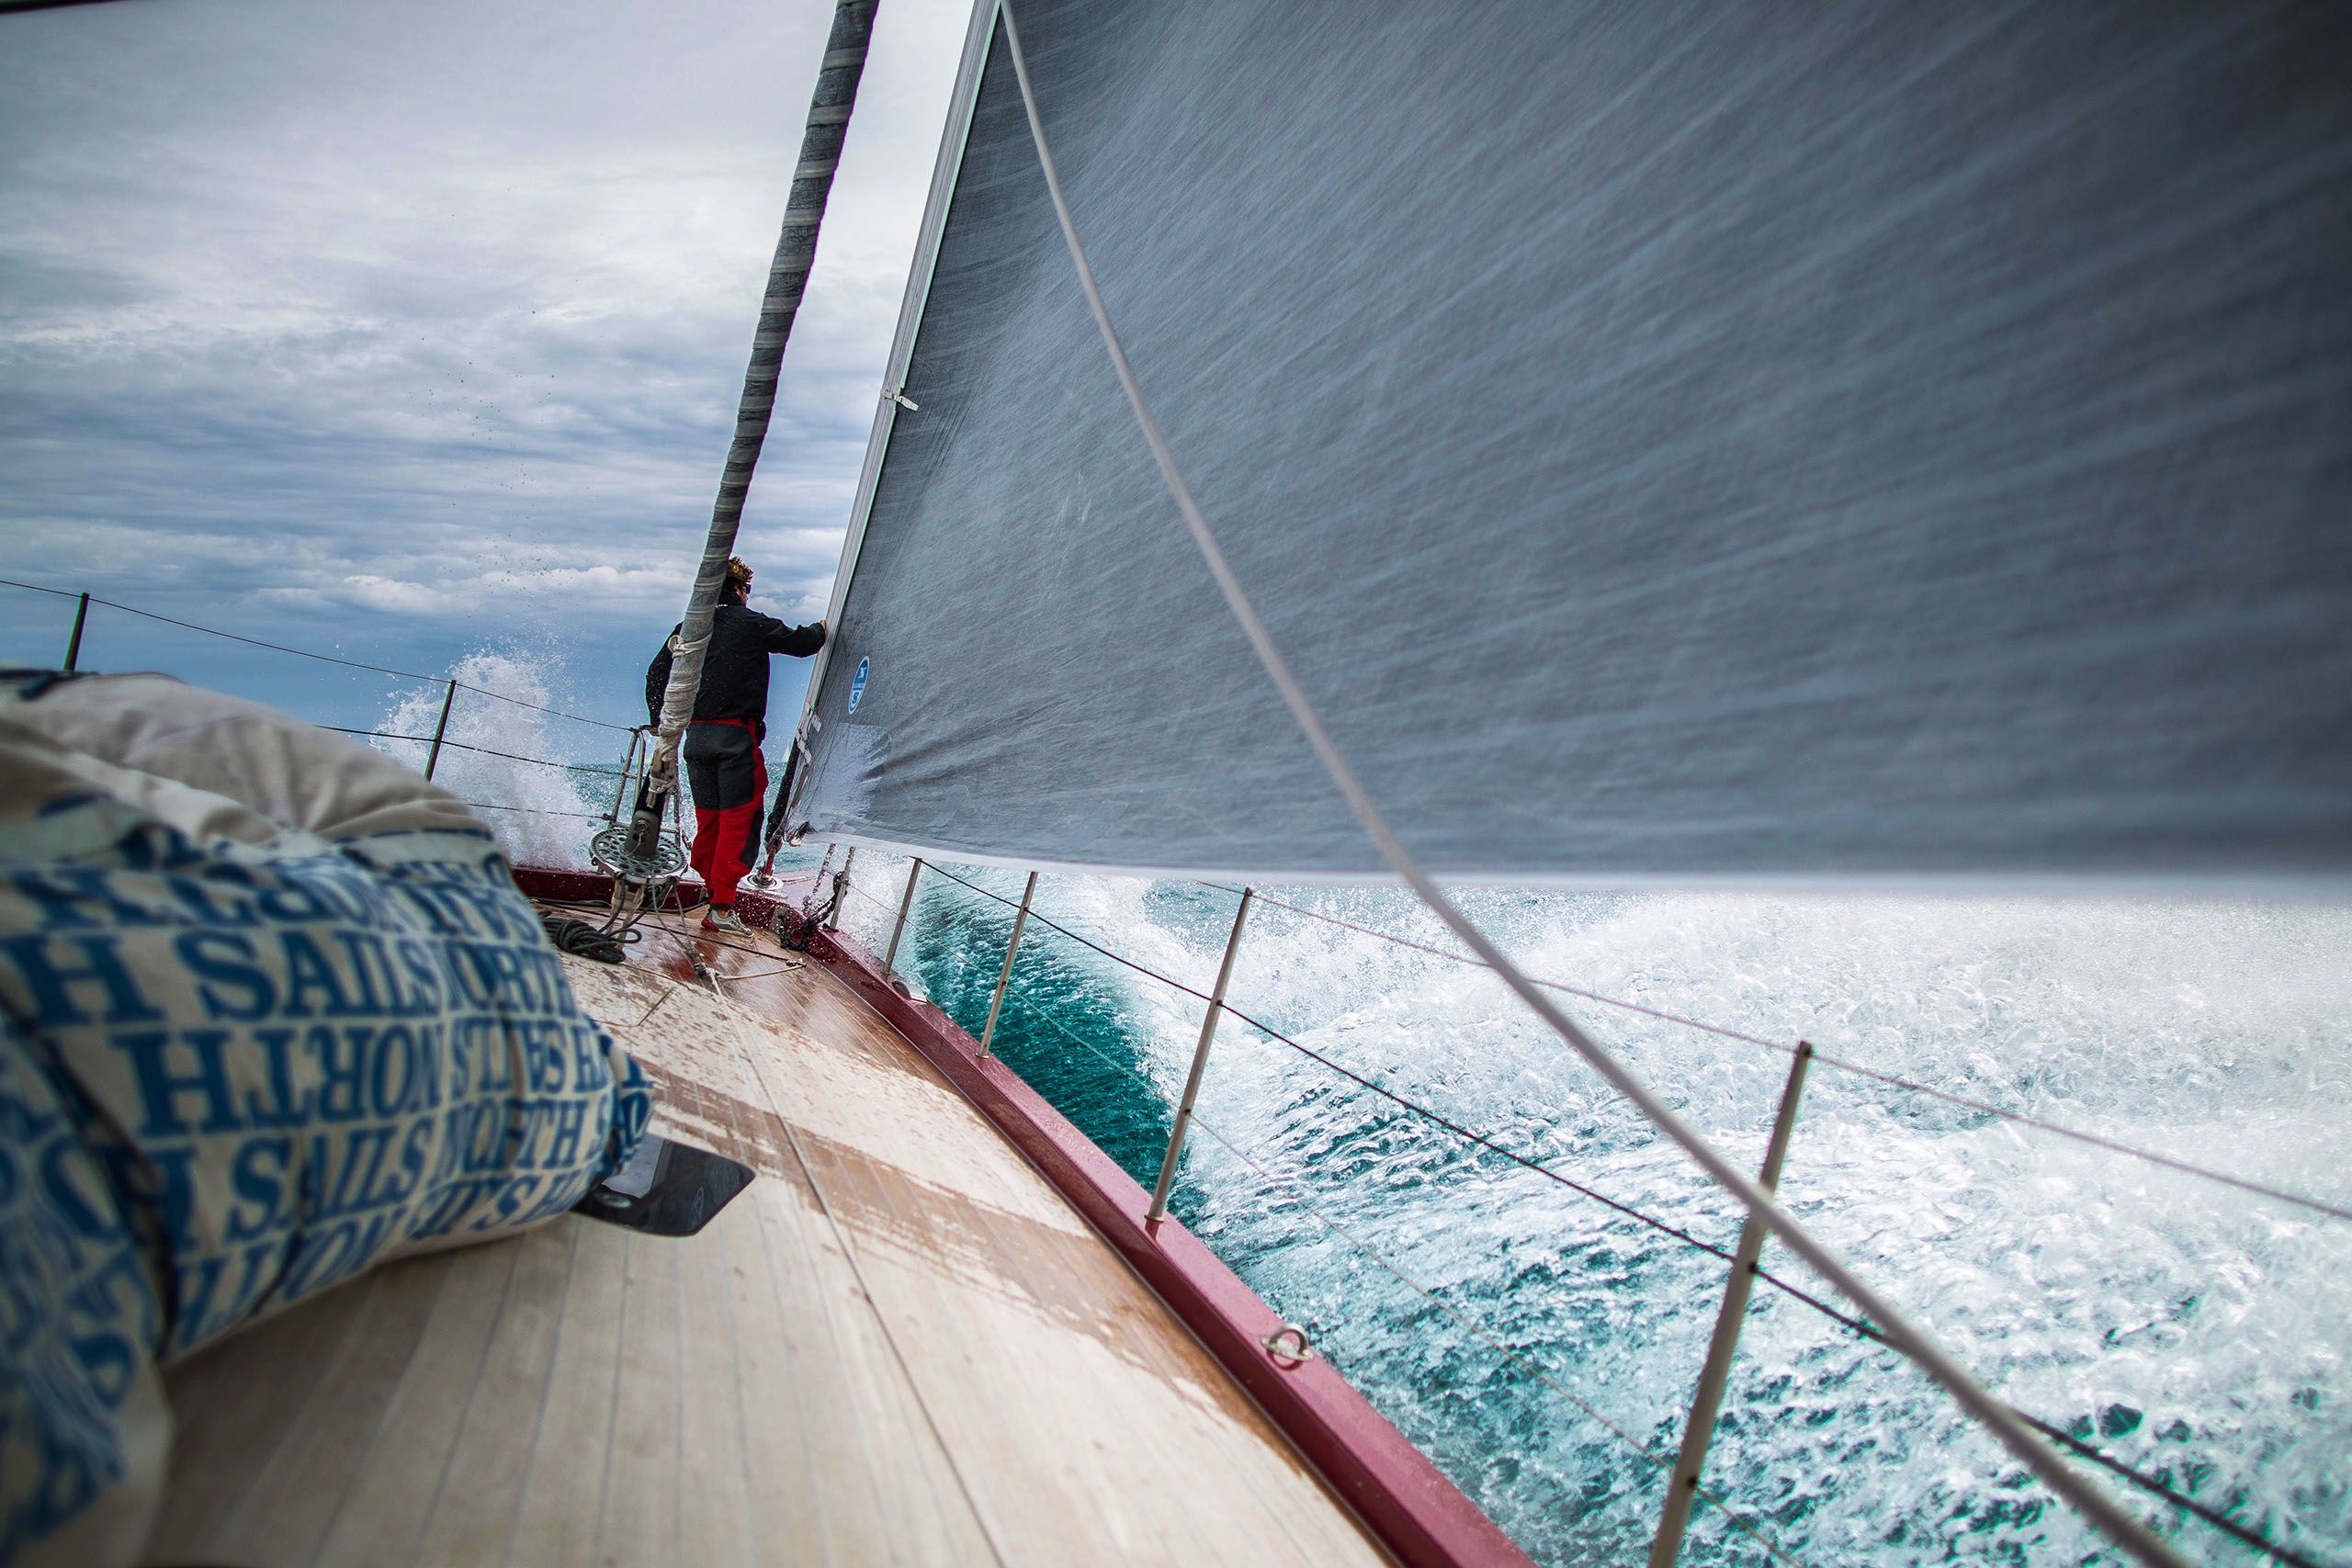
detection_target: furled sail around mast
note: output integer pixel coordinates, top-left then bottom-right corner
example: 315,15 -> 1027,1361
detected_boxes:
791,0 -> 2352,883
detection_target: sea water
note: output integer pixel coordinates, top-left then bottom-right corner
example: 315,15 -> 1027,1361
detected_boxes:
419,694 -> 2351,1566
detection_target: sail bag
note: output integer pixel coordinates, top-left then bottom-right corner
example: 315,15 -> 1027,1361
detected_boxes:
795,0 -> 2352,882
0,673 -> 651,1566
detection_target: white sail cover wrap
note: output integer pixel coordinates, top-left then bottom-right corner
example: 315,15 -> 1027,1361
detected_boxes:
797,0 -> 2352,882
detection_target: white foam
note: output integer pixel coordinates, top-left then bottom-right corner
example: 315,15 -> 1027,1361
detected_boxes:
703,841 -> 2352,1557
369,649 -> 618,871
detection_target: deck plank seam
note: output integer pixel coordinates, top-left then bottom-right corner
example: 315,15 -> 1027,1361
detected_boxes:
742,1019 -> 1013,1568
498,1222 -> 597,1568
820,1133 -> 1104,1561
708,987 -> 967,1565
788,932 -> 1424,1564
709,1167 -> 774,1566
666,1225 -> 687,1568
497,1217 -> 584,1568
187,1273 -> 384,1559
395,1236 -> 527,1568
706,998 -> 918,1563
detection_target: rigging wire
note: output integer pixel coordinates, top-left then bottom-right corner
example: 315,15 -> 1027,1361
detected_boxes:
1743,1279 -> 2334,1568
993,8 -> 2182,1559
1207,884 -> 2352,1225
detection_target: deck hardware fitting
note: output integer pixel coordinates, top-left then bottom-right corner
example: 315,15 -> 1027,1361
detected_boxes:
1261,1324 -> 1316,1365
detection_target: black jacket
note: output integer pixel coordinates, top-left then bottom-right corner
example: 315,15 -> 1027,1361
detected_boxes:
645,603 -> 825,737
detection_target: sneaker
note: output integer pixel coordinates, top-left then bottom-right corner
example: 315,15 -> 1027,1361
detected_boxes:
701,906 -> 751,936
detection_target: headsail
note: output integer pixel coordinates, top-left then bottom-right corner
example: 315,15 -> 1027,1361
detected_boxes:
791,0 -> 2352,884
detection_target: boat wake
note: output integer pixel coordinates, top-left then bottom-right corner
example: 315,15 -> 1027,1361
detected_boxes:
841,859 -> 2352,1565
370,650 -> 618,872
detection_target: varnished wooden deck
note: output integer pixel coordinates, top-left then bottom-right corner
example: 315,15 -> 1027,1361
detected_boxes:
142,912 -> 1391,1567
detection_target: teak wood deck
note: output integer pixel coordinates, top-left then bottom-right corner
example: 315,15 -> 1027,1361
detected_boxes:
140,911 -> 1392,1567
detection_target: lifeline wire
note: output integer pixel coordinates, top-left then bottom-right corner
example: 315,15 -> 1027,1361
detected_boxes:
319,725 -> 616,773
922,847 -> 2344,1507
921,863 -> 1216,1002
991,985 -> 1807,1567
992,9 -> 2184,1562
1215,885 -> 2352,1226
0,573 -> 629,729
971,887 -> 2325,1568
465,800 -> 610,823
1183,1116 -> 1809,1568
926,870 -> 1736,1256
937,862 -> 1925,1353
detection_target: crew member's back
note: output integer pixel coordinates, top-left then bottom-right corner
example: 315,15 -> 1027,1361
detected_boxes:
645,558 -> 823,931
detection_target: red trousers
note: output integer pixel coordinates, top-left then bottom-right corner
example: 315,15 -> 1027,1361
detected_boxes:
683,719 -> 766,908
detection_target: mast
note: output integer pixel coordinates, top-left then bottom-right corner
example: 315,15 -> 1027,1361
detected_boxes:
629,0 -> 878,861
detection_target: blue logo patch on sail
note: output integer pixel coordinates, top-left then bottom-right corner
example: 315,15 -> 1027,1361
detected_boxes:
848,658 -> 870,715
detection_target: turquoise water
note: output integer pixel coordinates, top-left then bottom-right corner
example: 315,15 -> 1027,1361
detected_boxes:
420,695 -> 2351,1566
834,858 -> 2352,1568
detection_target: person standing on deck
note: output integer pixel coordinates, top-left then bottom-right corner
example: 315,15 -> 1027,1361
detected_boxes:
645,557 -> 825,934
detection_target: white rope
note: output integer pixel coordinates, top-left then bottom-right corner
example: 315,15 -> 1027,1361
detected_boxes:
991,7 -> 2186,1563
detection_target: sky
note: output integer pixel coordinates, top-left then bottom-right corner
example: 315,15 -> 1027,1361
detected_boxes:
0,0 -> 970,739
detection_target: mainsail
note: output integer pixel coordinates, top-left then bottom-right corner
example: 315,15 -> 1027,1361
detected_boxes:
790,0 -> 2352,883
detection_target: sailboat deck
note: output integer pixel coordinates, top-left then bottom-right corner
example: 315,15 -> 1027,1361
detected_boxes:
141,913 -> 1390,1567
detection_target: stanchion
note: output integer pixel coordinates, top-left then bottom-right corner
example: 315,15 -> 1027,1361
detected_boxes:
1647,1041 -> 1815,1567
1146,887 -> 1253,1224
827,846 -> 854,930
424,679 -> 459,781
61,592 -> 90,672
977,870 -> 1038,1057
884,856 -> 924,971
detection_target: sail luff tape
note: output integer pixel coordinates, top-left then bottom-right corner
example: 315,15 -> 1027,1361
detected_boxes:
990,6 -> 2188,1564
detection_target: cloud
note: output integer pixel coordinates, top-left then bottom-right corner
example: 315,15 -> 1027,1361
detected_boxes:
0,0 -> 967,671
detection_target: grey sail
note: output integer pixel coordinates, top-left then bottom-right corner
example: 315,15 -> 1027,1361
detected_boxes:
796,0 -> 2352,883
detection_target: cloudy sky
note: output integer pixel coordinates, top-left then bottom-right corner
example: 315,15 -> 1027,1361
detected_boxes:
0,0 -> 967,737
